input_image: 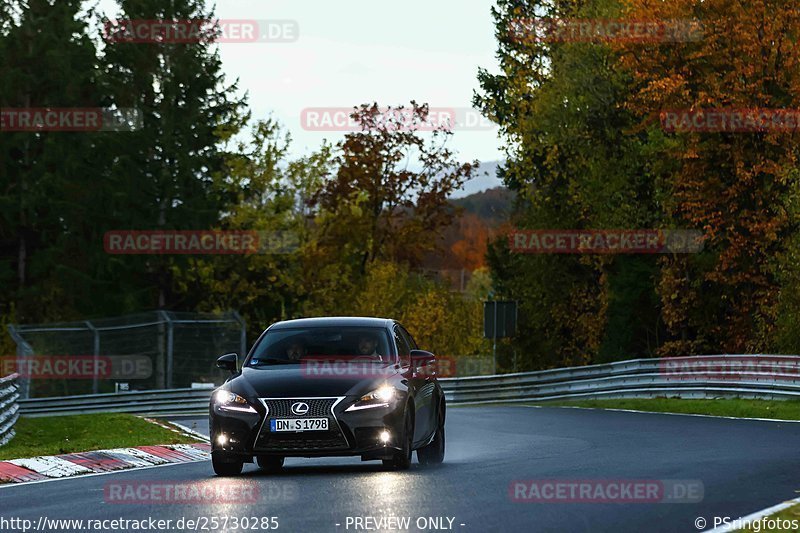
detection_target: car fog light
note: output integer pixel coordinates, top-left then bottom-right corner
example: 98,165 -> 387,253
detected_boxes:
217,434 -> 228,446
379,431 -> 391,443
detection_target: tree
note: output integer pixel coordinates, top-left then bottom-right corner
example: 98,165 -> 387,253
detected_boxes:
335,260 -> 489,358
310,102 -> 478,273
476,0 -> 662,368
175,119 -> 333,336
100,0 -> 247,312
616,0 -> 800,354
0,0 -> 107,323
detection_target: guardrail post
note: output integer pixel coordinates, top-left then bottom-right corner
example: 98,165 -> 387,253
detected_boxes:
156,311 -> 174,389
166,313 -> 174,389
85,320 -> 100,394
492,302 -> 498,374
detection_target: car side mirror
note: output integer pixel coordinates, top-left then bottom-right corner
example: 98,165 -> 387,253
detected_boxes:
410,350 -> 436,378
216,353 -> 238,373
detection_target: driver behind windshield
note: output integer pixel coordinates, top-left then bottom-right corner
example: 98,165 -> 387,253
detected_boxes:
356,334 -> 380,357
286,341 -> 306,361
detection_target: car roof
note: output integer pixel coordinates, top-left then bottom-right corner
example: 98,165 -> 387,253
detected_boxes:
268,316 -> 396,330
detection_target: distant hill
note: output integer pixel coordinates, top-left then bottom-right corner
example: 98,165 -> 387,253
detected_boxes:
451,186 -> 514,228
451,160 -> 504,198
417,186 -> 514,289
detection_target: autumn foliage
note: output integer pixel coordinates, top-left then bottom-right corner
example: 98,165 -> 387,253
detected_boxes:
478,0 -> 800,367
616,0 -> 800,354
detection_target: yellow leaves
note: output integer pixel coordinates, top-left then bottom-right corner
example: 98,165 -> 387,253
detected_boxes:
635,77 -> 690,109
322,261 -> 489,357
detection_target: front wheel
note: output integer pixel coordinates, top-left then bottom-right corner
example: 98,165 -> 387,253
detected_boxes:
212,454 -> 243,476
417,404 -> 445,466
383,410 -> 413,470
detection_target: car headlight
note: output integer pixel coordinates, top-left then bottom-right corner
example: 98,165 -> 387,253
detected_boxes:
213,390 -> 257,413
346,385 -> 396,411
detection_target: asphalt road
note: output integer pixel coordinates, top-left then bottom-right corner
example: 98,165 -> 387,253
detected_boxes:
1,406 -> 799,533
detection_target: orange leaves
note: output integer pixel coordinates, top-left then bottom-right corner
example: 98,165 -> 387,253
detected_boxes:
616,0 -> 800,353
448,213 -> 491,271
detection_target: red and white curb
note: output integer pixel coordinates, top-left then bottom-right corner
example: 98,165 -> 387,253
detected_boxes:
0,443 -> 211,484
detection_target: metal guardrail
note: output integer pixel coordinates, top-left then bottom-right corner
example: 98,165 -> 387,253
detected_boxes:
0,374 -> 20,445
16,355 -> 800,417
19,388 -> 214,417
441,355 -> 800,403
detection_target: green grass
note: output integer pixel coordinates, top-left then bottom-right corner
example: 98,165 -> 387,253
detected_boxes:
0,413 -> 202,461
520,398 -> 800,421
741,503 -> 800,532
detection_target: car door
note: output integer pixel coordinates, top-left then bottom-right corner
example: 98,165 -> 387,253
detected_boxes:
393,325 -> 423,444
396,325 -> 435,443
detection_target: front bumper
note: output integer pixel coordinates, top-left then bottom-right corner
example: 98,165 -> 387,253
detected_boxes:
210,396 -> 406,460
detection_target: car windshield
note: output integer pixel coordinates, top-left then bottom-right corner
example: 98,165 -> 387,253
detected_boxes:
246,327 -> 394,367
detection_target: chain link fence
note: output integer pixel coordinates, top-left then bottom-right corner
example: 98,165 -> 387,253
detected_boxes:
6,311 -> 246,399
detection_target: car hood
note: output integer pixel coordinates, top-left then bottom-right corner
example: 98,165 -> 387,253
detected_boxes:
228,365 -> 401,399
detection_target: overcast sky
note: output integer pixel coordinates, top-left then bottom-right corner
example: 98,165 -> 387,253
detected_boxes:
95,0 -> 505,168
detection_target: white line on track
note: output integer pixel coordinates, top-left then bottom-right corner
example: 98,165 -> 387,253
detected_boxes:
521,405 -> 800,423
705,496 -> 800,532
169,421 -> 210,441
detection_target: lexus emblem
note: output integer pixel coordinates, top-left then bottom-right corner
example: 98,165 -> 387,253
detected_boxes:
291,402 -> 309,416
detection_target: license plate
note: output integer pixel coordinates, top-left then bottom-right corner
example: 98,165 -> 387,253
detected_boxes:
270,418 -> 329,432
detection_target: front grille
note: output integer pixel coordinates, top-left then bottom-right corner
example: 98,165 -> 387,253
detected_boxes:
254,397 -> 349,452
264,398 -> 335,418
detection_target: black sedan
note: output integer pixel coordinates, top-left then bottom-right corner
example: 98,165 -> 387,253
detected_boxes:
209,317 -> 446,475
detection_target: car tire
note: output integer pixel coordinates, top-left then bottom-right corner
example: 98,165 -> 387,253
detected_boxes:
417,403 -> 445,466
212,454 -> 244,476
383,409 -> 413,470
257,456 -> 284,472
